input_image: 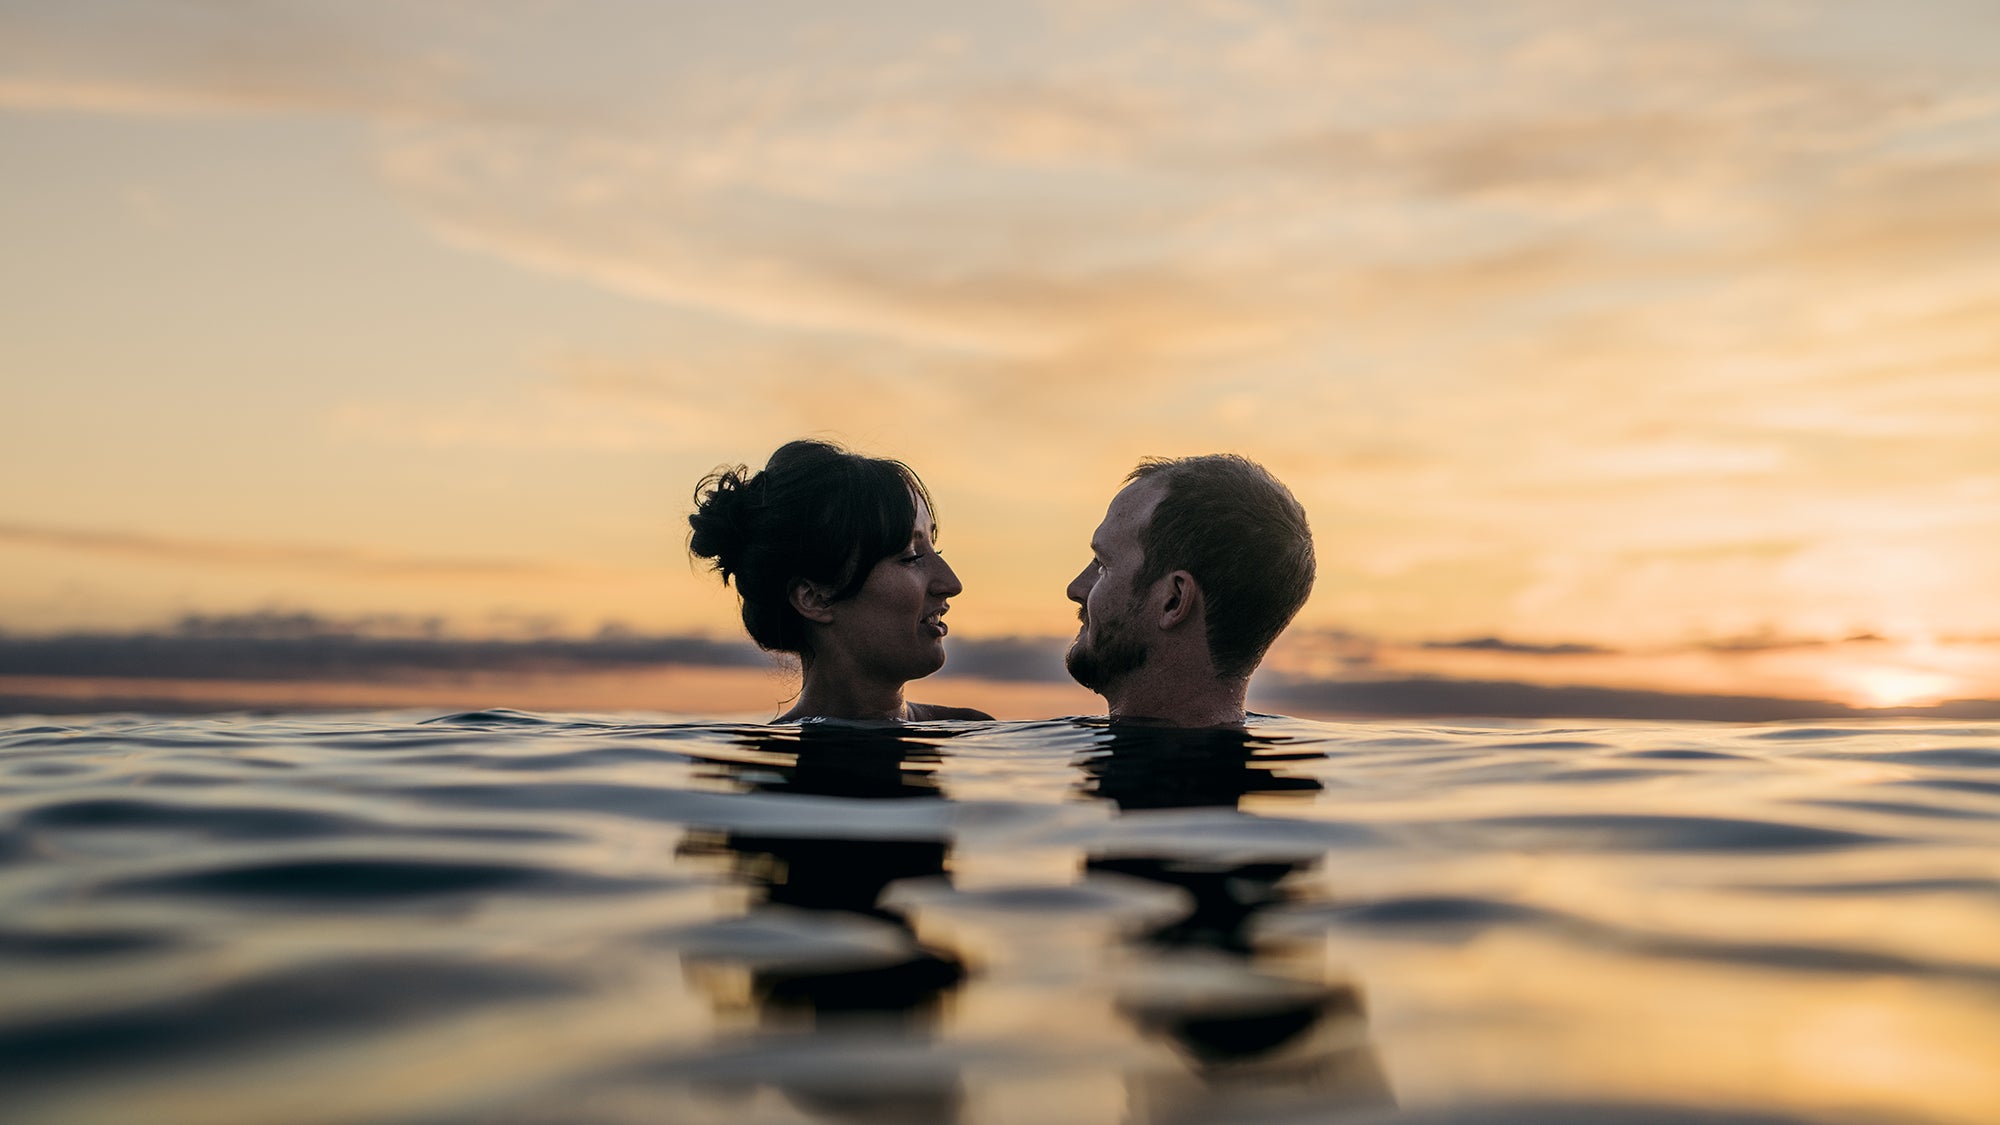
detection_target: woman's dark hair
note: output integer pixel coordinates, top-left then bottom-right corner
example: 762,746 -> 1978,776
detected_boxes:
688,439 -> 935,658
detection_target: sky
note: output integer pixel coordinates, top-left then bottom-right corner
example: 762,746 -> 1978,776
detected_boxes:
3,0 -> 1998,715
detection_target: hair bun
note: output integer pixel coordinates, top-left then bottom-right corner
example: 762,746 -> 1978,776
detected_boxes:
688,465 -> 759,576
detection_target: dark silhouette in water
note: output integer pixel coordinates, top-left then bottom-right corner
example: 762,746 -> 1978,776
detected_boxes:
1078,722 -> 1394,1114
677,724 -> 969,1122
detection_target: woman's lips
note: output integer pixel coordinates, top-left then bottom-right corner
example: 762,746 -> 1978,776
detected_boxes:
923,607 -> 948,638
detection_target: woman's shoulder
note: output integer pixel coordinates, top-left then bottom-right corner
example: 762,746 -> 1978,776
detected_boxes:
905,702 -> 996,722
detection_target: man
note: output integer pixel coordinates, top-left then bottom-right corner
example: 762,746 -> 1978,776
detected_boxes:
1066,454 -> 1315,727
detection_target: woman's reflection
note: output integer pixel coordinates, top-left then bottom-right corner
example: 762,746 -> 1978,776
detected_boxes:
677,725 -> 966,1122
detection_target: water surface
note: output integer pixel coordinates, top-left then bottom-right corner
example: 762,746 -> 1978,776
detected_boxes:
3,712 -> 1997,1124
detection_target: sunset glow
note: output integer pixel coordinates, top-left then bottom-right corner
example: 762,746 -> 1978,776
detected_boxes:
3,1 -> 1998,716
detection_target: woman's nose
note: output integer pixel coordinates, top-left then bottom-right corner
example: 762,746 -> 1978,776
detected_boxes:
932,556 -> 964,597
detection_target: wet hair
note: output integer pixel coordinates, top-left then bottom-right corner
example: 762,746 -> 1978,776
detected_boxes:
1126,454 -> 1314,681
688,439 -> 935,659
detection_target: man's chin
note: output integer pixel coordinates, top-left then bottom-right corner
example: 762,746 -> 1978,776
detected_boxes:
1064,643 -> 1097,692
1067,639 -> 1143,695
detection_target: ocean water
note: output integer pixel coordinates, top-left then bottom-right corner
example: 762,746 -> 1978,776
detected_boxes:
1,712 -> 1996,1125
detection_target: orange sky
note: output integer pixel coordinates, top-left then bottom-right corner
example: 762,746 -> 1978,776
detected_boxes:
3,1 -> 1997,712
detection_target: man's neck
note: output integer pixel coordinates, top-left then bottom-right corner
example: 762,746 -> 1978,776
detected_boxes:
1104,676 -> 1248,728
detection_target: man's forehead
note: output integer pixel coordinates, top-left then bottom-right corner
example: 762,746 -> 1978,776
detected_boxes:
1099,477 -> 1164,544
1110,478 -> 1164,520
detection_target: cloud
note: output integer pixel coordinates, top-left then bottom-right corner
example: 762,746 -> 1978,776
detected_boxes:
0,1 -> 470,121
6,0 -> 1998,654
0,522 -> 607,582
12,616 -> 2000,719
11,627 -> 1999,721
0,613 -> 768,681
1421,637 -> 1611,656
1253,674 -> 2000,723
389,165 -> 1298,365
0,614 -> 1058,685
931,635 -> 1070,683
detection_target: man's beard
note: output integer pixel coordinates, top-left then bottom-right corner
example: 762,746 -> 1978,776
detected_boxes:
1065,603 -> 1149,693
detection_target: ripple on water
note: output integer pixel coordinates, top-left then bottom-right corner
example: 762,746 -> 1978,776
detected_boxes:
647,907 -> 918,971
0,956 -> 578,1081
1617,748 -> 1750,761
1441,813 -> 1883,853
1892,775 -> 2000,798
1299,1104 -> 1873,1125
0,927 -> 181,959
20,797 -> 363,840
2,761 -> 98,779
1729,877 -> 2000,900
1265,894 -> 2000,987
419,708 -> 565,727
1793,796 -> 1996,822
1813,747 -> 2000,769
885,873 -> 1193,925
106,857 -> 681,905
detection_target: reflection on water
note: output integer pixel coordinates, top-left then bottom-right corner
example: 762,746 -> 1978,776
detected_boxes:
1,712 -> 1998,1124
1077,725 -> 1390,1121
677,727 -> 966,1121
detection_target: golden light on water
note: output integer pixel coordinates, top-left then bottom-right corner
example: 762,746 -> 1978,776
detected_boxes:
1344,938 -> 2000,1125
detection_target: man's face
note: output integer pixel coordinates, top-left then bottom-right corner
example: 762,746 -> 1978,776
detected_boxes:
1065,479 -> 1164,693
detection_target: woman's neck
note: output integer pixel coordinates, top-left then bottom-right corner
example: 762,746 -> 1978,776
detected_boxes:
776,667 -> 909,722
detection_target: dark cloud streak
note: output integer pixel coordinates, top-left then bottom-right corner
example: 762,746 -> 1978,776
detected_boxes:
0,614 -> 767,683
1420,636 -> 1612,656
5,619 -> 1996,721
1255,675 -> 2000,723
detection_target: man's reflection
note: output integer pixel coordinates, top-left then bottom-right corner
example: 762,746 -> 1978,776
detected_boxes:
677,725 -> 966,1122
1079,723 -> 1393,1116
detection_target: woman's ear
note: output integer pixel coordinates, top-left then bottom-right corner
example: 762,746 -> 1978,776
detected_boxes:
789,580 -> 838,625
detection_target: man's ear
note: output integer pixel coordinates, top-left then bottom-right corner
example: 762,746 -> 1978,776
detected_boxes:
1156,571 -> 1200,630
789,580 -> 838,625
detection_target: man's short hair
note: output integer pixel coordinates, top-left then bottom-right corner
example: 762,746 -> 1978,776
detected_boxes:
1127,454 -> 1314,681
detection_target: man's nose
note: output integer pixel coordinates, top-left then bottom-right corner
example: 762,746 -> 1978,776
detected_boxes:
1066,563 -> 1093,604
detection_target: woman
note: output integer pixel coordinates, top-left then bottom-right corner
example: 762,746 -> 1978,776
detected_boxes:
688,439 -> 993,722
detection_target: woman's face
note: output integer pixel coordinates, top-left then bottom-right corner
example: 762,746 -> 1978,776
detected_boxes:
829,498 -> 962,684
